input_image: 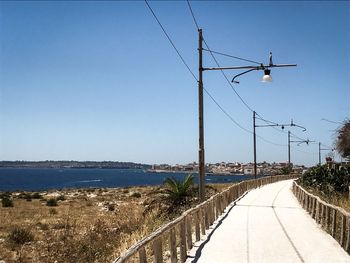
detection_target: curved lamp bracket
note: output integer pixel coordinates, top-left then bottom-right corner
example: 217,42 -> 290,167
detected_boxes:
231,68 -> 258,84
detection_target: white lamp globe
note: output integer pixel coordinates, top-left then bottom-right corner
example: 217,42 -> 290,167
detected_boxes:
261,69 -> 272,82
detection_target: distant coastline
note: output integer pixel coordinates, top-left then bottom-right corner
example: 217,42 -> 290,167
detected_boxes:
0,161 -> 151,170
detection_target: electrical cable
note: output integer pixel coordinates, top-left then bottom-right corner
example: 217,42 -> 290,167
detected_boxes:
146,0 -> 288,149
145,0 -> 198,82
145,0 -> 254,135
202,48 -> 261,65
187,0 -> 255,113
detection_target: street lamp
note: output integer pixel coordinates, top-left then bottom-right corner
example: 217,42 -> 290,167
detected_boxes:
197,28 -> 297,200
261,69 -> 272,82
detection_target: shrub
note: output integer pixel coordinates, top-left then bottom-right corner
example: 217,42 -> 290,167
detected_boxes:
49,208 -> 58,215
0,192 -> 11,199
280,167 -> 290,175
25,194 -> 32,202
164,174 -> 194,205
32,192 -> 42,199
300,165 -> 350,194
130,192 -> 141,198
7,227 -> 34,246
57,195 -> 65,201
2,196 -> 13,207
37,222 -> 49,231
108,204 -> 115,211
46,198 -> 58,207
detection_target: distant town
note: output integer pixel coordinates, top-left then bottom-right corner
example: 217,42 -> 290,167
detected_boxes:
0,160 -> 307,176
149,162 -> 306,176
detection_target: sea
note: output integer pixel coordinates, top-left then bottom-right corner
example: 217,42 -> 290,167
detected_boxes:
0,168 -> 258,192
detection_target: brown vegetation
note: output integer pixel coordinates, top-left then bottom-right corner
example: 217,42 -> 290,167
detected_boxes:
0,183 -> 229,262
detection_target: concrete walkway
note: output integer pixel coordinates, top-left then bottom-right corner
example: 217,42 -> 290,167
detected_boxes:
186,180 -> 350,263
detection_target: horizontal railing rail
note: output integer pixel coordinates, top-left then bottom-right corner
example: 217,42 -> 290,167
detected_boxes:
114,175 -> 298,263
292,181 -> 350,254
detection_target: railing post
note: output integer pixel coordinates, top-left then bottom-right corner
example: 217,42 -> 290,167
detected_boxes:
195,210 -> 200,242
326,205 -> 330,230
205,204 -> 209,230
341,214 -> 346,247
180,220 -> 187,263
346,217 -> 350,252
332,209 -> 337,238
186,215 -> 193,250
200,207 -> 205,236
169,228 -> 177,263
152,237 -> 163,263
139,247 -> 147,263
315,200 -> 320,223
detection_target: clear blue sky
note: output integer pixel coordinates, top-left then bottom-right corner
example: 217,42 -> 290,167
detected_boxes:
0,1 -> 349,166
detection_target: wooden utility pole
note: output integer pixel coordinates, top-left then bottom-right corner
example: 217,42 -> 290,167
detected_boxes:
198,29 -> 205,201
319,142 -> 321,165
253,111 -> 257,179
288,131 -> 291,172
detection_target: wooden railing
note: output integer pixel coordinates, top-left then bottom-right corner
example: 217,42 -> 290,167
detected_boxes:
292,181 -> 350,254
113,175 -> 298,263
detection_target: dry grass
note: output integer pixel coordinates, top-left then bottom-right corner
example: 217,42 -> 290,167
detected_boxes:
0,183 -> 231,262
304,186 -> 350,213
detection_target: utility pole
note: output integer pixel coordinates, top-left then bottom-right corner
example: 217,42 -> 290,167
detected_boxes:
288,133 -> 313,171
288,131 -> 291,172
318,142 -> 333,166
198,29 -> 205,201
254,118 -> 305,176
196,28 -> 296,200
253,111 -> 257,179
318,142 -> 321,165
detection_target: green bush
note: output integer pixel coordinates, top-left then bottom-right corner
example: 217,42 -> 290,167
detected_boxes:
32,192 -> 42,199
130,192 -> 141,198
300,165 -> 350,194
164,174 -> 194,205
46,198 -> 58,207
2,196 -> 13,207
0,192 -> 11,199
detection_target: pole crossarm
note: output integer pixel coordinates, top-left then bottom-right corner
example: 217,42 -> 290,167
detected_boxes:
290,140 -> 315,146
203,65 -> 261,71
202,64 -> 297,72
255,122 -> 306,132
320,147 -> 334,151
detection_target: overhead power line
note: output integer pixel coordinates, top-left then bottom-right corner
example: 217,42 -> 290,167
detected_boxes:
145,0 -> 197,81
187,0 -> 255,113
146,0 -> 287,149
187,0 -> 307,140
202,48 -> 262,65
145,0 -> 249,133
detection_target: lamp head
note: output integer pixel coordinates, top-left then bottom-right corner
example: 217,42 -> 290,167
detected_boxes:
261,69 -> 272,82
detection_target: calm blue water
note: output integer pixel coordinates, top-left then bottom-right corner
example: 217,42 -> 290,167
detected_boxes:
0,168 -> 258,191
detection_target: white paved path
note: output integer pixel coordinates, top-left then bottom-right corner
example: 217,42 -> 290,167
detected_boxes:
186,180 -> 350,263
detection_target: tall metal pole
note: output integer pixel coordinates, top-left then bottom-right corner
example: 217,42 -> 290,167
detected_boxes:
198,29 -> 205,201
253,111 -> 257,179
288,131 -> 291,172
318,142 -> 321,165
